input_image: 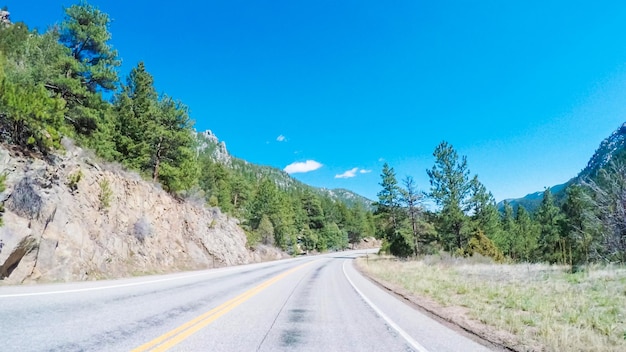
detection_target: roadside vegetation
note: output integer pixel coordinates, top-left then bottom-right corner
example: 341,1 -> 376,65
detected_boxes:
0,2 -> 376,254
358,255 -> 626,352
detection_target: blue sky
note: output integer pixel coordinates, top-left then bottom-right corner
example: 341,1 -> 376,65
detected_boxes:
6,1 -> 626,202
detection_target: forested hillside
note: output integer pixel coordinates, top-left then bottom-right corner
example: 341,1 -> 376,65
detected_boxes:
2,2 -> 625,268
377,131 -> 626,268
0,2 -> 376,254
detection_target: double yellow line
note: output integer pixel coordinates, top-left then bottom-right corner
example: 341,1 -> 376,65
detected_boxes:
132,261 -> 313,352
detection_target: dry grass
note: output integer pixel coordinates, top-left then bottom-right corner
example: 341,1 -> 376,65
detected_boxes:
357,255 -> 626,352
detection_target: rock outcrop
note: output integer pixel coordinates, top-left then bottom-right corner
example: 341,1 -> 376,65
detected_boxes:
0,141 -> 254,284
0,10 -> 10,26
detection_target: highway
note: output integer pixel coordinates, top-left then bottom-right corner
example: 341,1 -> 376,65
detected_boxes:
0,250 -> 494,351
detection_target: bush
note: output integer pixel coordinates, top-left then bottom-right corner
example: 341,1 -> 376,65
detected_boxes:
378,238 -> 391,255
466,230 -> 505,263
98,178 -> 112,210
67,169 -> 82,193
7,177 -> 41,220
390,234 -> 414,258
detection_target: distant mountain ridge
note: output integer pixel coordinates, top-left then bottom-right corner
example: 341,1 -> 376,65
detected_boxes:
498,122 -> 626,213
195,130 -> 374,209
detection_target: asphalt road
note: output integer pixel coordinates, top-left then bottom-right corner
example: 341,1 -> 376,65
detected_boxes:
0,250 -> 494,351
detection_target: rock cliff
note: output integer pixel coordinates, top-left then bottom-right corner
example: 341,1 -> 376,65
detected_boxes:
0,141 -> 260,284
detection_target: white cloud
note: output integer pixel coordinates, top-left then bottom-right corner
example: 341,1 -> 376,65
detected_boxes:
284,160 -> 323,174
335,168 -> 359,179
276,135 -> 286,142
360,169 -> 372,174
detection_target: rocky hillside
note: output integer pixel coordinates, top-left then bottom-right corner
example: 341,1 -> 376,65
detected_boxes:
498,122 -> 626,213
197,130 -> 374,208
0,140 -> 284,284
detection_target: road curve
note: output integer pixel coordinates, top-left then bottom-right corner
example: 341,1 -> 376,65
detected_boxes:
0,250 -> 493,351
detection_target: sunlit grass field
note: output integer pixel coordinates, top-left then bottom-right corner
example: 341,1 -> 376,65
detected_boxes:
356,255 -> 626,352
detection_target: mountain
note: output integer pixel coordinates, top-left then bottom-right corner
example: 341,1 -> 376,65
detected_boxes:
498,122 -> 626,213
196,130 -> 374,209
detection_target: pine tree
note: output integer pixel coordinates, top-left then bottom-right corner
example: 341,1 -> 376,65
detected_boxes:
0,57 -> 66,151
468,175 -> 502,244
114,61 -> 156,170
400,176 -> 422,255
498,201 -> 516,257
148,96 -> 198,192
375,163 -> 402,241
535,188 -> 565,263
427,141 -> 472,251
561,185 -> 597,268
513,206 -> 539,262
59,1 -> 119,93
257,214 -> 275,246
56,1 -> 120,138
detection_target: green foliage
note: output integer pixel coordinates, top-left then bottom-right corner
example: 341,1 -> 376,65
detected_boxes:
0,2 -> 376,256
389,232 -> 414,258
561,185 -> 597,269
375,163 -> 403,241
59,1 -> 120,92
536,188 -> 566,263
257,214 -> 274,246
0,56 -> 66,151
98,178 -> 112,210
67,169 -> 82,193
466,230 -> 505,262
427,141 -> 473,251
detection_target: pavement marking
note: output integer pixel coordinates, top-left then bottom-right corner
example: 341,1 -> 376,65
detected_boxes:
0,270 -> 239,298
342,260 -> 430,352
132,260 -> 315,352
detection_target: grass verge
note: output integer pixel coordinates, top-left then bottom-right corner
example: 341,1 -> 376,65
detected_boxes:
356,255 -> 626,352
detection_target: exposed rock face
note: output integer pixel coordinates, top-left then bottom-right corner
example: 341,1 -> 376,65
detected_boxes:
0,10 -> 10,26
0,142 -> 252,284
352,237 -> 382,250
196,130 -> 231,165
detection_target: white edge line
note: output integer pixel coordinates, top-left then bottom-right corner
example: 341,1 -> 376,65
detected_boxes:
0,268 -> 236,298
342,260 -> 430,352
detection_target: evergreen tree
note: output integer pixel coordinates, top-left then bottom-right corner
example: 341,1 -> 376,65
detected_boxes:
375,163 -> 402,241
59,1 -> 119,93
561,185 -> 598,268
535,188 -> 565,263
427,141 -> 472,251
114,61 -> 155,170
0,57 -> 66,151
498,201 -> 516,257
55,1 -> 120,138
513,206 -> 539,262
300,190 -> 324,230
400,176 -> 422,255
257,214 -> 274,246
148,96 -> 198,192
468,175 -> 502,244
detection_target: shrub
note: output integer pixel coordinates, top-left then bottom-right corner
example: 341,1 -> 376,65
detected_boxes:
390,234 -> 414,258
378,238 -> 391,255
466,230 -> 505,263
6,177 -> 41,220
98,178 -> 112,210
67,169 -> 82,193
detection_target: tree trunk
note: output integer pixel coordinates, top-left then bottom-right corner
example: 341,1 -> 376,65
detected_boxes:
152,138 -> 162,182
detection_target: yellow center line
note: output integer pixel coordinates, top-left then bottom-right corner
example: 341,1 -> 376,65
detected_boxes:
132,261 -> 315,352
